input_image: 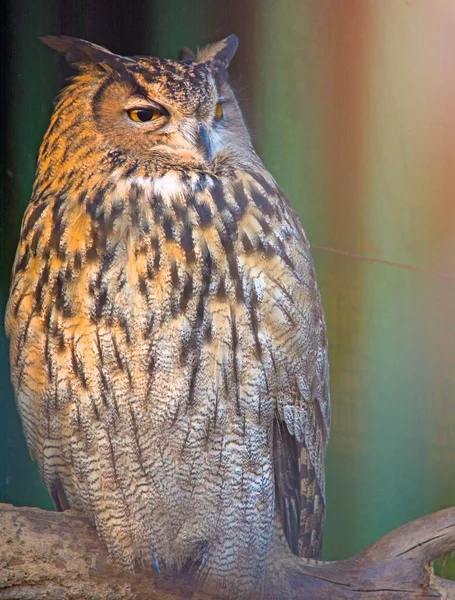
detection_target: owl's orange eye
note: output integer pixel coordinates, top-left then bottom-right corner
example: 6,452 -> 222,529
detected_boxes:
215,103 -> 224,120
127,107 -> 166,123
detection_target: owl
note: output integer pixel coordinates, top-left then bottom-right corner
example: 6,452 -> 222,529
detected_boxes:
5,35 -> 330,598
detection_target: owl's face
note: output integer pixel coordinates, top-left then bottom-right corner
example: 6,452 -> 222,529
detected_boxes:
42,35 -> 252,168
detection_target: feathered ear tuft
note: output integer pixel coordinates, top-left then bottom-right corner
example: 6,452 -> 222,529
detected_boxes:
179,46 -> 196,62
40,35 -> 128,68
196,34 -> 239,70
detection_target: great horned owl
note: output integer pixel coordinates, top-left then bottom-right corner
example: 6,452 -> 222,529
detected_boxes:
5,35 -> 330,597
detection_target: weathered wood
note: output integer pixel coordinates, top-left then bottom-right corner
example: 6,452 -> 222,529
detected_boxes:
0,503 -> 454,599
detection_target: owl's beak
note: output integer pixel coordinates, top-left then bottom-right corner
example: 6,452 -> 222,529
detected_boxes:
195,125 -> 212,162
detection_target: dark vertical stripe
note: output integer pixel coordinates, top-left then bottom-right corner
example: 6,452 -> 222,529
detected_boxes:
230,307 -> 241,416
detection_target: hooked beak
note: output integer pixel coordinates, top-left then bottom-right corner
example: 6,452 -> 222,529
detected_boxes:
195,125 -> 212,162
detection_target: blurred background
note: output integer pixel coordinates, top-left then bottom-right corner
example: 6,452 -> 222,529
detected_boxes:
1,0 -> 454,579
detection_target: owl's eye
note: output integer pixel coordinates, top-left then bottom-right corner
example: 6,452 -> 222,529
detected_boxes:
127,106 -> 168,123
215,103 -> 224,120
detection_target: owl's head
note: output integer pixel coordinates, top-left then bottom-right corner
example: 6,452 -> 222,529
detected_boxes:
41,35 -> 253,171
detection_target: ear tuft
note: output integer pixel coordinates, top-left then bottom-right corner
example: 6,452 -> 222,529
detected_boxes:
196,34 -> 239,70
40,35 -> 122,67
179,46 -> 196,62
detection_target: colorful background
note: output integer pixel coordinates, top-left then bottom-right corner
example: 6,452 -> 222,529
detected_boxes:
1,0 -> 454,578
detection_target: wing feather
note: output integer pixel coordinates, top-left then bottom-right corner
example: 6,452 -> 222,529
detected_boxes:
249,180 -> 330,558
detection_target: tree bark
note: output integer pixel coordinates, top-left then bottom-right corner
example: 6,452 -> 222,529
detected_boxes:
0,503 -> 454,599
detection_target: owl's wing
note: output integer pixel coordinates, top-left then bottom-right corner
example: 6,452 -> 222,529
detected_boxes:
274,413 -> 326,558
250,180 -> 330,559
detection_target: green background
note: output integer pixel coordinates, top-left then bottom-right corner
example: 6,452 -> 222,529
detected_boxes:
1,0 -> 454,579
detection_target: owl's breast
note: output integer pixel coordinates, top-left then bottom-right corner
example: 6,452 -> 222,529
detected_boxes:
7,164 -> 319,449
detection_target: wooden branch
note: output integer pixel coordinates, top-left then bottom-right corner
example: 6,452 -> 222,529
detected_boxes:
0,503 -> 454,599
